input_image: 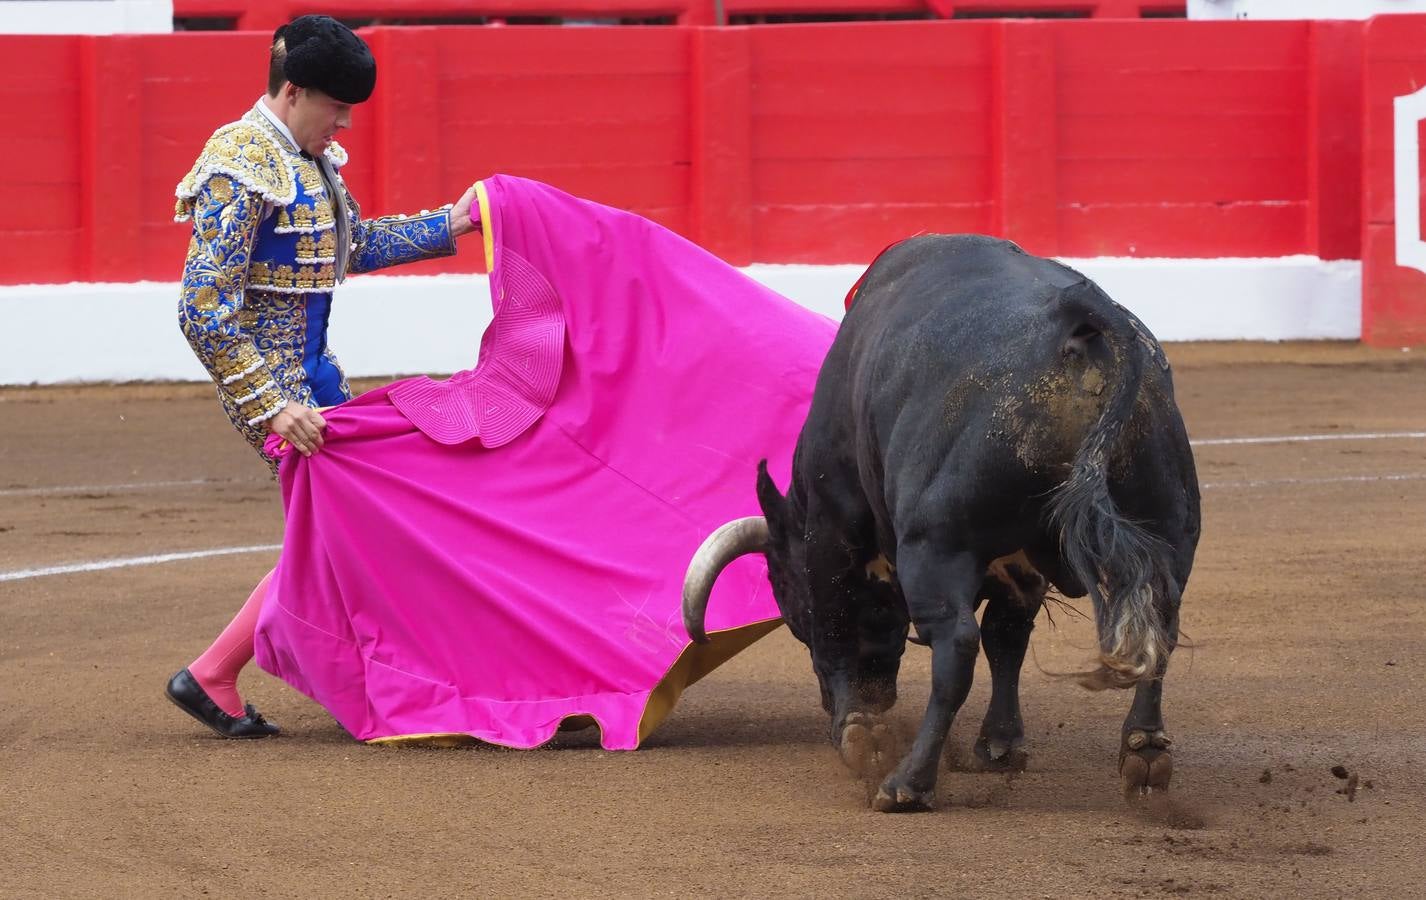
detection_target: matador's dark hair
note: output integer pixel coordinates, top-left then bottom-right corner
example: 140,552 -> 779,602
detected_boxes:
267,34 -> 287,97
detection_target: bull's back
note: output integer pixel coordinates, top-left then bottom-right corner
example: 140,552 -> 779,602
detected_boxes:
840,236 -> 1120,467
845,235 -> 1083,352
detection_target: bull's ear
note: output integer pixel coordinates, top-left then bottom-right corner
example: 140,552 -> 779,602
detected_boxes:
755,459 -> 787,527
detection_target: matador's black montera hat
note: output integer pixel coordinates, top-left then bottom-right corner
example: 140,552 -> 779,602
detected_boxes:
276,15 -> 376,105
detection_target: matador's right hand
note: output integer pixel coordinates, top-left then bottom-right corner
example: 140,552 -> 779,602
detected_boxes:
266,403 -> 327,457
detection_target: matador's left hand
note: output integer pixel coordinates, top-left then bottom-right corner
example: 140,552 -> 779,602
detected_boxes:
449,184 -> 479,238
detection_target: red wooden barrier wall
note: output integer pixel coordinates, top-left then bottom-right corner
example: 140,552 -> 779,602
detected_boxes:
170,0 -> 1185,31
0,19 -> 1361,287
1361,14 -> 1426,346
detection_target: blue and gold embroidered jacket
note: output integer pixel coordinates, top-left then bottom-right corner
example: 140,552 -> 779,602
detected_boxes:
175,105 -> 456,469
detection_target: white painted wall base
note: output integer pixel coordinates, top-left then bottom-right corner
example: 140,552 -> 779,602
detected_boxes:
0,0 -> 172,34
1188,0 -> 1426,19
0,257 -> 1363,385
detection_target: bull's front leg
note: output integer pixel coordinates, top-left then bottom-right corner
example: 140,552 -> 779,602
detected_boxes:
806,567 -> 902,783
873,545 -> 983,812
808,592 -> 860,726
809,576 -> 895,781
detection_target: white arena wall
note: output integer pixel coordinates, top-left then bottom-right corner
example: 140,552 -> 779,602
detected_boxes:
0,257 -> 1362,385
1188,0 -> 1426,18
0,0 -> 171,34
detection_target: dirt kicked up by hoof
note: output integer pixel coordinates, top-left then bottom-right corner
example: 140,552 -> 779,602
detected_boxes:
1129,793 -> 1210,831
973,734 -> 1030,773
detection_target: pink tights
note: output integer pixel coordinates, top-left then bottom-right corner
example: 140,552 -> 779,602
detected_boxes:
188,568 -> 274,717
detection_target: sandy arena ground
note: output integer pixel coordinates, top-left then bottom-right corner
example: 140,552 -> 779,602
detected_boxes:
1,341 -> 1423,898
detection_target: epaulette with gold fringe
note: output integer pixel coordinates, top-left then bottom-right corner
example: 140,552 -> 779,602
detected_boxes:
174,121 -> 296,222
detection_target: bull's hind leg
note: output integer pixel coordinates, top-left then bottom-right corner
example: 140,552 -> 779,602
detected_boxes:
873,545 -> 983,812
1119,607 -> 1179,798
974,582 -> 1042,772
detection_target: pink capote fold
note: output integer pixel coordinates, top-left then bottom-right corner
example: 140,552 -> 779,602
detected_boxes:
253,175 -> 838,749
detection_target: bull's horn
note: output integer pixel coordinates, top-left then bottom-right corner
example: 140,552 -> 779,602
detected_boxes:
682,517 -> 770,644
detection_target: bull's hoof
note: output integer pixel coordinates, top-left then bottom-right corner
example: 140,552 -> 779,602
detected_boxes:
838,712 -> 899,781
973,733 -> 1029,772
1120,729 -> 1173,799
872,774 -> 935,813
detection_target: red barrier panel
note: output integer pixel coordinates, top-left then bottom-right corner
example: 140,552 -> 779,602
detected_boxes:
1056,21 -> 1310,258
174,0 -> 705,30
0,19 -> 1363,287
739,23 -> 997,262
927,0 -> 1180,16
362,26 -> 692,276
2,37 -> 83,279
935,0 -> 1180,12
169,0 -> 1184,29
1361,15 -> 1426,347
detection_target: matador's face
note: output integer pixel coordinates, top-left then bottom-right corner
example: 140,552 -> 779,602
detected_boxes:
286,85 -> 353,157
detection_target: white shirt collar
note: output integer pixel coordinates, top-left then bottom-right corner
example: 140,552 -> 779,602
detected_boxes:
255,97 -> 301,153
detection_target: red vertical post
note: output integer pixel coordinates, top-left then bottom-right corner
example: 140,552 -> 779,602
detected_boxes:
991,20 -> 1058,257
369,27 -> 444,216
1307,19 -> 1363,261
79,36 -> 145,282
689,26 -> 753,265
1361,14 -> 1426,346
680,0 -> 716,26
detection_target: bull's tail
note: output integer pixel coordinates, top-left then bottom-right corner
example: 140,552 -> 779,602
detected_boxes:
1047,283 -> 1173,691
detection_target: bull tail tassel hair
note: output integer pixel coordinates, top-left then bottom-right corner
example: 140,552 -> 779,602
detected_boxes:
1047,297 -> 1175,691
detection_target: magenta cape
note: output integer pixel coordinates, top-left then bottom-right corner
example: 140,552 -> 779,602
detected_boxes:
252,175 -> 837,749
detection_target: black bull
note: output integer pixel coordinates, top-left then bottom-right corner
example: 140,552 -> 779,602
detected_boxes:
683,235 -> 1201,812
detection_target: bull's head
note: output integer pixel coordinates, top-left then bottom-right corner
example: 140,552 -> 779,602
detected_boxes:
682,460 -> 814,646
